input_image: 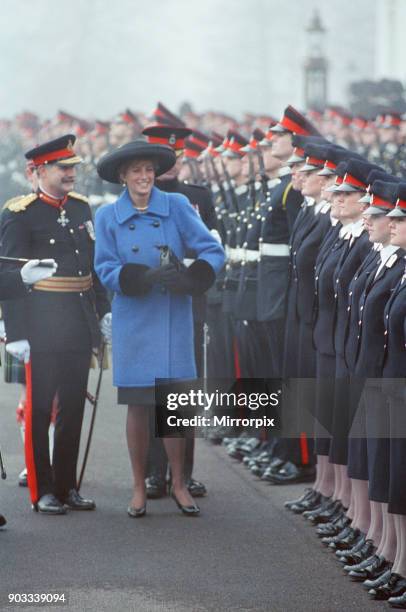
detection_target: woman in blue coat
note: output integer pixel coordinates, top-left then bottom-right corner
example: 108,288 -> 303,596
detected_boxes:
95,140 -> 225,518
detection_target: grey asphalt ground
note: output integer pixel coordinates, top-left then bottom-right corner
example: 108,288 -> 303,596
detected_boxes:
0,366 -> 383,612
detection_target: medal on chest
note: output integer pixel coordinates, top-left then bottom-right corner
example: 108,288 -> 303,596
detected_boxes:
57,208 -> 70,228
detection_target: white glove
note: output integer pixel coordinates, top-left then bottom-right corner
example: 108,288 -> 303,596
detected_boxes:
0,320 -> 5,341
6,339 -> 31,363
20,259 -> 58,285
100,312 -> 112,343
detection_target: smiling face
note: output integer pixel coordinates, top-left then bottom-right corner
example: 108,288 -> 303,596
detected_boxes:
389,217 -> 406,248
38,162 -> 76,197
120,158 -> 156,199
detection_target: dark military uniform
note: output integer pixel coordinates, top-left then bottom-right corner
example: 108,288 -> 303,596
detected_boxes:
0,190 -> 110,503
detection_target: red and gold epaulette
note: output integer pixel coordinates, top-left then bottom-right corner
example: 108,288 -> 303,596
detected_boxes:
68,191 -> 89,203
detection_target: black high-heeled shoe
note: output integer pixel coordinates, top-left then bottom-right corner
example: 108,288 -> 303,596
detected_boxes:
0,513 -> 6,527
127,505 -> 146,518
171,491 -> 200,516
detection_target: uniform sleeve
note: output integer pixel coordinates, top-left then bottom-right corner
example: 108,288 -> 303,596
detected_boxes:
200,189 -> 218,231
84,203 -> 111,318
94,206 -> 123,293
0,209 -> 31,342
0,269 -> 27,301
172,194 -> 225,274
285,184 -> 304,235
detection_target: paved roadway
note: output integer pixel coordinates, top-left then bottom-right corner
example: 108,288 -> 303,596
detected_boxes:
0,365 -> 384,612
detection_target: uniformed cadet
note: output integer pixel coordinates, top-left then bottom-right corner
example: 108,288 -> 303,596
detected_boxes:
0,135 -> 111,515
256,105 -> 320,484
141,116 -> 219,499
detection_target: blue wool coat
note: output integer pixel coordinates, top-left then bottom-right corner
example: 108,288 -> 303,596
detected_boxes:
95,186 -> 225,387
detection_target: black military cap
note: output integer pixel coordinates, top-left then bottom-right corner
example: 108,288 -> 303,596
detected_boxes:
335,159 -> 382,193
365,180 -> 399,215
359,170 -> 401,204
287,135 -> 328,164
142,125 -> 192,152
387,183 -> 406,217
271,105 -> 322,137
222,131 -> 249,158
25,134 -> 82,167
318,146 -> 362,176
299,143 -> 329,172
325,161 -> 349,192
97,139 -> 176,184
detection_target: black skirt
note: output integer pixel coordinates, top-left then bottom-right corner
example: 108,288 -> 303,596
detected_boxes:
117,386 -> 155,406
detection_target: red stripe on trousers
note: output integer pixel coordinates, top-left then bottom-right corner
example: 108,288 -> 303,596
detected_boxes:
24,361 -> 39,503
300,432 -> 309,465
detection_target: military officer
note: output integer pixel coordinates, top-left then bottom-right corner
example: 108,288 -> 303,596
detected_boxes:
0,135 -> 111,515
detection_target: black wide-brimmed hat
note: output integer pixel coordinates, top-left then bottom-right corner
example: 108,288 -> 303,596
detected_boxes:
97,139 -> 176,183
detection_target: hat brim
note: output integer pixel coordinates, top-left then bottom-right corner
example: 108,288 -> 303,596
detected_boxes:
259,138 -> 272,147
97,142 -> 176,184
222,150 -> 243,158
358,193 -> 371,203
317,166 -> 336,176
55,155 -> 83,166
325,183 -> 341,192
270,123 -> 289,134
299,163 -> 323,172
286,153 -> 305,164
386,208 -> 406,217
335,182 -> 365,193
364,205 -> 390,215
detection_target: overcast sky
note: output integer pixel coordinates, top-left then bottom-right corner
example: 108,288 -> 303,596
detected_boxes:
0,0 -> 376,121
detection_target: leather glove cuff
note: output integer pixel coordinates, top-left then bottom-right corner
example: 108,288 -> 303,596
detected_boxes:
119,263 -> 151,296
185,259 -> 216,296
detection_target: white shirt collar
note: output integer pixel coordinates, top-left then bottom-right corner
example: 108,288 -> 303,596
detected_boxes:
379,244 -> 398,264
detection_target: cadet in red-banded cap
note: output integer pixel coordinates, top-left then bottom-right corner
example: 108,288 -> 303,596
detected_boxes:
0,134 -> 111,515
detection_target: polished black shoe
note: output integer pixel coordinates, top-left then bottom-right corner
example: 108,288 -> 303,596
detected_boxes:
303,497 -> 334,520
171,492 -> 200,516
127,505 -> 146,518
266,462 -> 316,485
363,567 -> 393,590
308,500 -> 343,525
18,468 -> 28,487
34,494 -> 67,515
388,590 -> 406,608
62,489 -> 95,511
322,525 -> 353,546
329,528 -> 360,551
368,573 -> 406,600
345,554 -> 379,575
337,537 -> 375,565
146,476 -> 167,499
289,491 -> 325,514
336,533 -> 366,558
317,513 -> 350,537
260,458 -> 285,481
348,555 -> 390,581
284,487 -> 315,510
0,513 -> 6,527
186,479 -> 207,498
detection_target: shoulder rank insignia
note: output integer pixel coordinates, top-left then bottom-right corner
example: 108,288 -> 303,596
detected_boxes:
3,193 -> 37,212
68,191 -> 89,203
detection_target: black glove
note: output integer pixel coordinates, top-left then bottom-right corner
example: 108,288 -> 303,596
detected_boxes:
160,260 -> 216,296
119,263 -> 177,296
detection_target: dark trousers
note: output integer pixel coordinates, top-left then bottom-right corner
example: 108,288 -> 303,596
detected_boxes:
28,350 -> 91,501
